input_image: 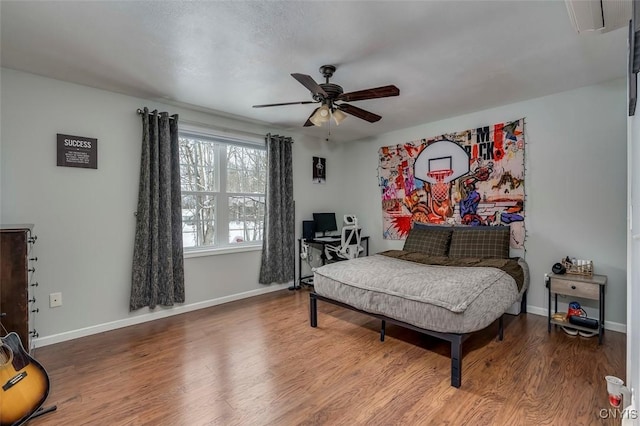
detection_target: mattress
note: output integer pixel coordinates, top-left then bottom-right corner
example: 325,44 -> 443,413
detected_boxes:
313,254 -> 520,334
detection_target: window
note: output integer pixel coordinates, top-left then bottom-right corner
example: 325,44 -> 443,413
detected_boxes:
179,126 -> 266,251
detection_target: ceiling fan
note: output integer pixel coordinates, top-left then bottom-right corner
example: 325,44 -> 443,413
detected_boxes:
252,65 -> 400,127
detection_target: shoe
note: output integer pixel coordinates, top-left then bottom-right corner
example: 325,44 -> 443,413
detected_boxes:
562,326 -> 579,336
552,313 -> 568,322
578,330 -> 597,338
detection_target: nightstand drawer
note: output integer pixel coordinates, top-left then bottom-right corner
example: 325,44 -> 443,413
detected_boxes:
549,278 -> 599,300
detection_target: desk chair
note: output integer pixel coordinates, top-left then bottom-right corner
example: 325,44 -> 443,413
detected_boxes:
324,215 -> 363,261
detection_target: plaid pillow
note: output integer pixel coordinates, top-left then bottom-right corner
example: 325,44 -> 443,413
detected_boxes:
403,227 -> 452,256
448,226 -> 510,259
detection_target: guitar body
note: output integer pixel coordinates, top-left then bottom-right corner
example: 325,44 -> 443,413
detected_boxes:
0,332 -> 50,426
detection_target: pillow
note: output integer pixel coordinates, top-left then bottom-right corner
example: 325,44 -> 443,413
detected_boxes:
403,226 -> 452,256
448,226 -> 510,259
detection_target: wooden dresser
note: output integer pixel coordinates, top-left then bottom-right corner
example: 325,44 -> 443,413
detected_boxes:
0,224 -> 39,351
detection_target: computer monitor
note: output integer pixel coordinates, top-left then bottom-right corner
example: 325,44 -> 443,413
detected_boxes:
313,213 -> 337,236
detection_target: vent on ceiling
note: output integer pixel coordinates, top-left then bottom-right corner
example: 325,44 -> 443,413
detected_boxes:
565,0 -> 632,34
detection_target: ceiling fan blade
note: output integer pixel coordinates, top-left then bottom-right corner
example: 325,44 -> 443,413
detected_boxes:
337,85 -> 400,102
291,73 -> 328,98
303,107 -> 320,127
337,103 -> 382,123
253,101 -> 317,108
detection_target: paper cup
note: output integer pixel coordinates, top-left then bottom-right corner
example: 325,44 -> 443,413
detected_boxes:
605,375 -> 624,407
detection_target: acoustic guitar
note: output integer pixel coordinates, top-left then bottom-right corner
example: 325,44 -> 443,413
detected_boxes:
0,332 -> 50,426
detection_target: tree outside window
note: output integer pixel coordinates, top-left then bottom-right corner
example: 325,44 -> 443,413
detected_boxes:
179,131 -> 266,249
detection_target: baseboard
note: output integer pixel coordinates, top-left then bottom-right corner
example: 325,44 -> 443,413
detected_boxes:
525,305 -> 627,333
33,283 -> 290,348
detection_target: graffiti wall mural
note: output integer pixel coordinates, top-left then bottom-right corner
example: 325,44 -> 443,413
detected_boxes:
378,118 -> 525,248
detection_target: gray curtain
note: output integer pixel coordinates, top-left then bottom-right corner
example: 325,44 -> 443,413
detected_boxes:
130,108 -> 185,310
259,134 -> 295,284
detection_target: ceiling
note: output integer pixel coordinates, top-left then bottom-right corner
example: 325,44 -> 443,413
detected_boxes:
0,1 -> 631,142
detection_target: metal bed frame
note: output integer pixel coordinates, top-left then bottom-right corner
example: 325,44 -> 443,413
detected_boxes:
309,291 -> 511,388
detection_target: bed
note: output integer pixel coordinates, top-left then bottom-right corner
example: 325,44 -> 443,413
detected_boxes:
309,225 -> 529,388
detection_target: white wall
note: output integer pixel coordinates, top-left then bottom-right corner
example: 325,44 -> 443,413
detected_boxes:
0,68 -> 628,345
342,78 -> 628,329
0,68 -> 347,345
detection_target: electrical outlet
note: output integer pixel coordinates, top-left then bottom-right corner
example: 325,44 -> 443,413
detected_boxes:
49,292 -> 62,308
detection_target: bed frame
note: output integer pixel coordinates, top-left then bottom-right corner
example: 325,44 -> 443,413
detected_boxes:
309,291 -> 519,388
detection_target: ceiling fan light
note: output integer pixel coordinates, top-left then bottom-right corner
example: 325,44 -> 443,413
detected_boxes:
309,112 -> 324,127
310,105 -> 331,126
318,105 -> 330,120
332,109 -> 347,125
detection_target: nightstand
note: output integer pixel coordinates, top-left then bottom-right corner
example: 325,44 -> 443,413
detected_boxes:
547,272 -> 607,344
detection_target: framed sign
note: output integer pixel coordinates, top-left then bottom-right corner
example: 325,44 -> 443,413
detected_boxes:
313,156 -> 326,184
57,133 -> 98,169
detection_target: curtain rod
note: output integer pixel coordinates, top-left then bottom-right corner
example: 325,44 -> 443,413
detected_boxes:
136,108 -> 176,119
136,108 -> 271,141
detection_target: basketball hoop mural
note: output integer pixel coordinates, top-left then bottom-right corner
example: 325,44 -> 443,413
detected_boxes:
378,118 -> 526,248
413,140 -> 470,222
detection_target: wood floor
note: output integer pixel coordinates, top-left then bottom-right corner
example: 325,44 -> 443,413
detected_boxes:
27,288 -> 625,426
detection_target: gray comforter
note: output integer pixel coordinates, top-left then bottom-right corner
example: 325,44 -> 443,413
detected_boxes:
313,254 -> 523,333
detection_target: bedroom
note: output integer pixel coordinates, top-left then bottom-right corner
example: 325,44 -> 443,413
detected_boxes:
0,0 -> 637,424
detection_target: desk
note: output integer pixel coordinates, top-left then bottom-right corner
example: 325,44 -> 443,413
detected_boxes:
295,236 -> 369,290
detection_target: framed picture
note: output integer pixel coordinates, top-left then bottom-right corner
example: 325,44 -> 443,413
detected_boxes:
56,133 -> 98,169
313,157 -> 326,184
